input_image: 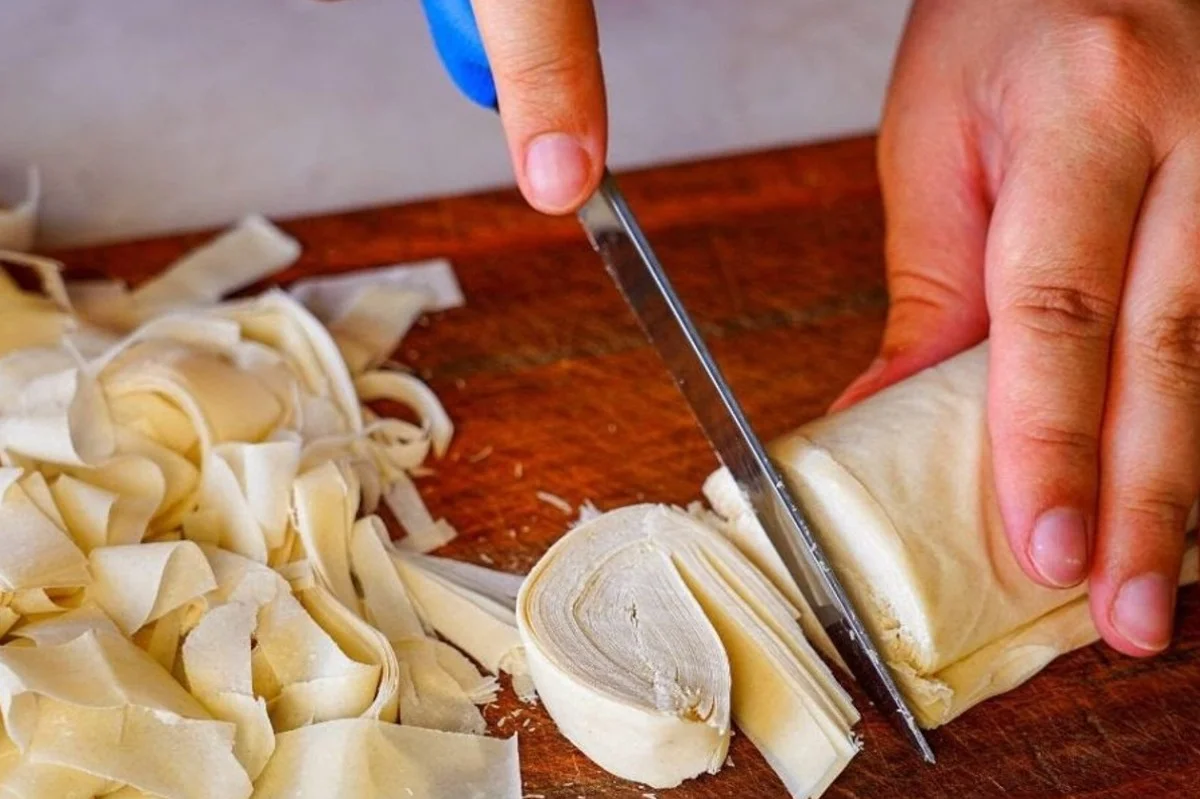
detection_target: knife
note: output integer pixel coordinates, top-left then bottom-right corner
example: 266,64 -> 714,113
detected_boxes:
419,0 -> 935,764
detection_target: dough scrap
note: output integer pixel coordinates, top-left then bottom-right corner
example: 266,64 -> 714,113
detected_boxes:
87,540 -> 216,635
0,169 -> 39,253
0,628 -> 251,799
252,718 -> 520,799
0,470 -> 90,592
129,215 -> 300,320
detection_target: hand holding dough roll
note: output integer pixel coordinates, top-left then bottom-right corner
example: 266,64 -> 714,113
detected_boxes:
706,342 -> 1198,728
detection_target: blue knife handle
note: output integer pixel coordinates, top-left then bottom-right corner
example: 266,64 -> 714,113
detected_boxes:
420,0 -> 497,109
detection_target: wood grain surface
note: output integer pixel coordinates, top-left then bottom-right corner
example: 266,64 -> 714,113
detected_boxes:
55,136 -> 1200,799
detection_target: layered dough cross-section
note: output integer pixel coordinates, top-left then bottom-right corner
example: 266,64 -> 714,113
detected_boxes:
517,504 -> 860,796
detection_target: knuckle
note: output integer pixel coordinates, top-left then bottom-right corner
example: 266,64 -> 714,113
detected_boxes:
887,265 -> 972,311
498,44 -> 597,94
881,266 -> 980,350
1015,415 -> 1099,460
1054,14 -> 1149,97
1129,304 -> 1200,398
1014,13 -> 1159,130
886,290 -> 945,323
1120,478 -> 1193,534
1002,281 -> 1118,344
882,294 -> 947,351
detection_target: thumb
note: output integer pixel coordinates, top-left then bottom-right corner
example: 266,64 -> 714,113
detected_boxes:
831,96 -> 990,411
471,0 -> 606,215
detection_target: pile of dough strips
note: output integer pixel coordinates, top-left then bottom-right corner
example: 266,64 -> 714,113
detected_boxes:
1,177 -> 1196,799
0,188 -> 533,797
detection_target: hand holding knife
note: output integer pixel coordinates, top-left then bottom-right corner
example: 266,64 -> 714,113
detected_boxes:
419,0 -> 934,763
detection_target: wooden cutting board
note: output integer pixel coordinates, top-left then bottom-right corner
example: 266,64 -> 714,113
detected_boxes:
57,135 -> 1200,798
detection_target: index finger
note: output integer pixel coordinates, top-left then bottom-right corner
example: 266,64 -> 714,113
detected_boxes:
471,0 -> 606,214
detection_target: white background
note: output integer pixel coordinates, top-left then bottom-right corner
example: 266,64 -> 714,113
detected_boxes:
0,0 -> 910,247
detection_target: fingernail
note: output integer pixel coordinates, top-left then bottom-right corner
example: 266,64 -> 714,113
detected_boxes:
830,356 -> 889,412
524,133 -> 591,212
1029,508 -> 1089,587
1112,572 -> 1174,652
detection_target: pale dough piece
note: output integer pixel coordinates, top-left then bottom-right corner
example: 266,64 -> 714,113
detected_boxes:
133,599 -> 204,672
0,311 -> 72,362
391,638 -> 493,733
0,251 -> 73,359
289,259 -> 464,319
0,251 -> 69,313
383,472 -> 458,554
408,553 -> 524,612
199,543 -> 386,737
349,519 -> 427,642
284,558 -> 401,725
0,608 -> 19,640
355,371 -> 453,458
110,428 -> 200,532
87,540 -> 217,635
291,461 -> 361,609
388,549 -> 534,701
0,629 -> 250,799
216,291 -> 364,437
181,599 -> 276,779
0,356 -> 115,466
251,718 -> 521,799
287,259 -> 463,375
26,699 -> 248,799
249,578 -> 382,731
9,606 -> 123,647
52,454 -> 167,549
0,731 -> 112,799
337,521 -> 491,733
105,342 -> 286,445
317,289 -> 429,377
130,215 -> 300,317
0,468 -> 90,592
216,438 -> 300,552
67,217 -> 298,334
0,168 -> 39,253
106,390 -> 201,455
6,589 -> 73,618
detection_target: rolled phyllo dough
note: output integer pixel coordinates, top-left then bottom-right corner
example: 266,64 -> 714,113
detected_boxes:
706,342 -> 1198,728
517,504 -> 859,796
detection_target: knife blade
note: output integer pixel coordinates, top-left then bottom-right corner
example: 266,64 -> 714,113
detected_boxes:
578,170 -> 935,764
417,0 -> 934,763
